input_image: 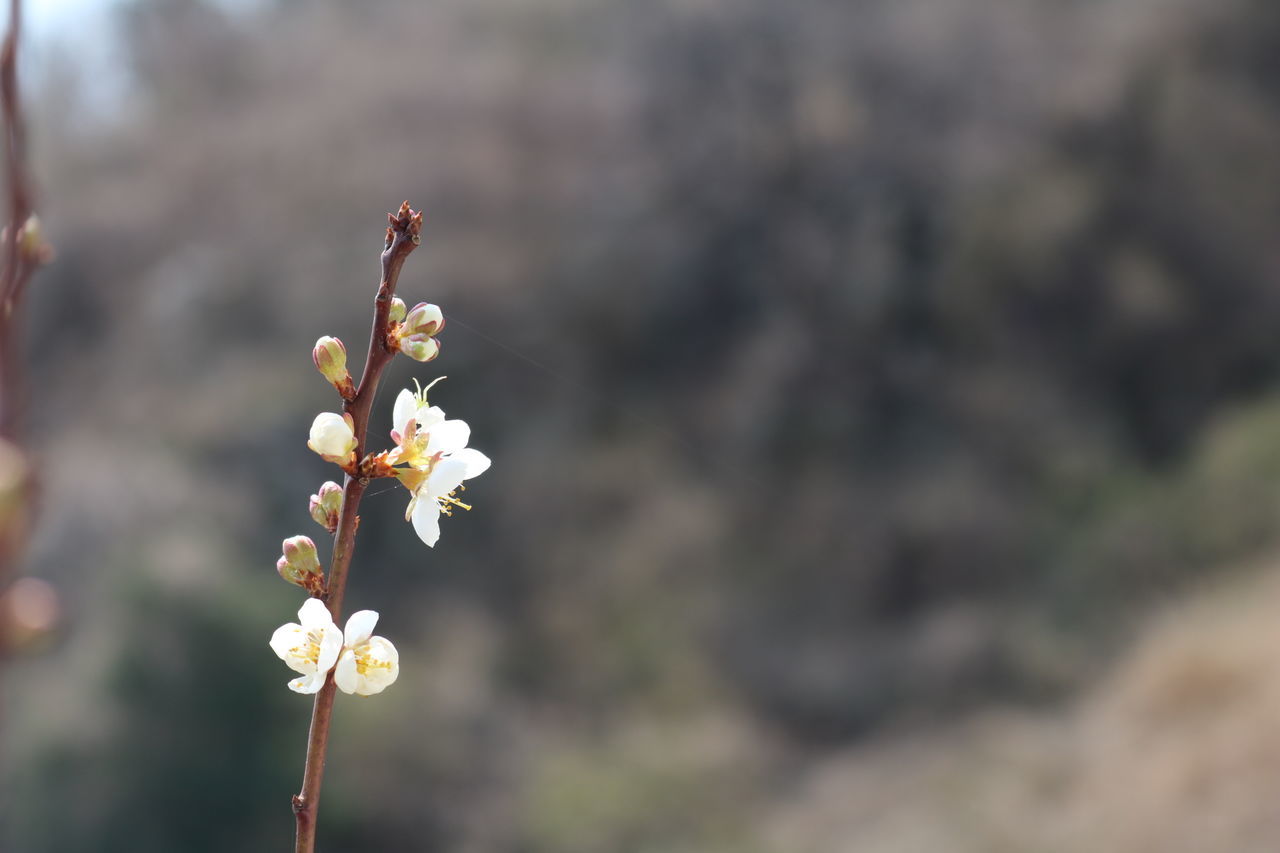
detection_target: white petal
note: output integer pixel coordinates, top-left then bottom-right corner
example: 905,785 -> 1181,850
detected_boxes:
269,623 -> 304,662
425,458 -> 468,498
298,598 -> 334,630
449,448 -> 491,479
316,624 -> 343,674
334,649 -> 358,694
370,635 -> 399,666
411,499 -> 442,547
426,419 -> 470,455
344,610 -> 379,647
392,390 -> 416,437
417,405 -> 446,431
289,671 -> 328,694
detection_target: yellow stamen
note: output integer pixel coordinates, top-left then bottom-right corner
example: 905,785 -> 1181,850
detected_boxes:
439,494 -> 472,512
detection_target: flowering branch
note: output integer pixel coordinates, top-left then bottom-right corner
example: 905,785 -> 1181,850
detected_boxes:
290,202 -> 422,852
276,201 -> 488,852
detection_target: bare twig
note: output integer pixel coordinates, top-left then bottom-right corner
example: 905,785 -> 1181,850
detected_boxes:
291,202 -> 422,853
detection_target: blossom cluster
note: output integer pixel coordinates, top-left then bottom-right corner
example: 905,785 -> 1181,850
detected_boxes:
302,379 -> 491,548
270,286 -> 490,698
270,599 -> 399,695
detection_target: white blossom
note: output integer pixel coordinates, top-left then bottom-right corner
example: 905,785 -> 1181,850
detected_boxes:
269,598 -> 343,694
387,384 -> 490,547
334,610 -> 400,696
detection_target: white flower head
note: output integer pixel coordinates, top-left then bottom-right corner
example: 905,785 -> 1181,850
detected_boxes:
308,412 -> 357,465
269,598 -> 343,694
387,382 -> 490,548
334,610 -> 400,696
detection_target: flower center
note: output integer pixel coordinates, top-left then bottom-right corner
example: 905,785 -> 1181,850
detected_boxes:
296,628 -> 325,665
354,643 -> 394,675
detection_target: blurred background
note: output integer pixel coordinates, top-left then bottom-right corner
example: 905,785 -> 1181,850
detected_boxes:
5,0 -> 1280,849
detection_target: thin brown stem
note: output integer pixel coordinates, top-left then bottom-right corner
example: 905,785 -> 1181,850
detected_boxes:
291,202 -> 422,853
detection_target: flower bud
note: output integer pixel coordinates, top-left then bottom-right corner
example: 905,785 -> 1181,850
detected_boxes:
403,302 -> 444,338
313,336 -> 354,398
307,412 -> 357,465
388,297 -> 407,324
0,438 -> 29,546
277,535 -> 324,594
309,481 -> 344,533
399,335 -> 441,362
0,437 -> 26,511
281,535 -> 320,571
18,214 -> 50,265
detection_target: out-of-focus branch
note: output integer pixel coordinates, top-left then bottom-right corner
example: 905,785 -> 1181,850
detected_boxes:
0,0 -> 52,656
0,0 -> 34,436
291,202 -> 422,853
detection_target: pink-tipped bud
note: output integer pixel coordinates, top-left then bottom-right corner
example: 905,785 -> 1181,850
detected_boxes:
308,481 -> 344,533
277,535 -> 324,593
388,297 -> 407,324
399,335 -> 441,362
403,302 -> 444,338
313,336 -> 353,397
281,535 -> 320,570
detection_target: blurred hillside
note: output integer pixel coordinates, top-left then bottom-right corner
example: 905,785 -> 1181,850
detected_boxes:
5,0 -> 1280,849
765,556 -> 1280,853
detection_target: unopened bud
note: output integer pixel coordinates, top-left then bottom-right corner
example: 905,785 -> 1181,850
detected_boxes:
399,335 -> 441,362
17,215 -> 51,265
0,438 -> 25,507
308,481 -> 344,533
403,302 -> 444,338
282,535 -> 320,569
0,438 -> 29,543
307,412 -> 358,465
277,535 -> 324,593
395,303 -> 444,362
313,336 -> 354,398
389,297 -> 407,324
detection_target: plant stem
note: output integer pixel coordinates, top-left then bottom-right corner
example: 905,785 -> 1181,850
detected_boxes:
292,203 -> 422,853
0,0 -> 32,443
